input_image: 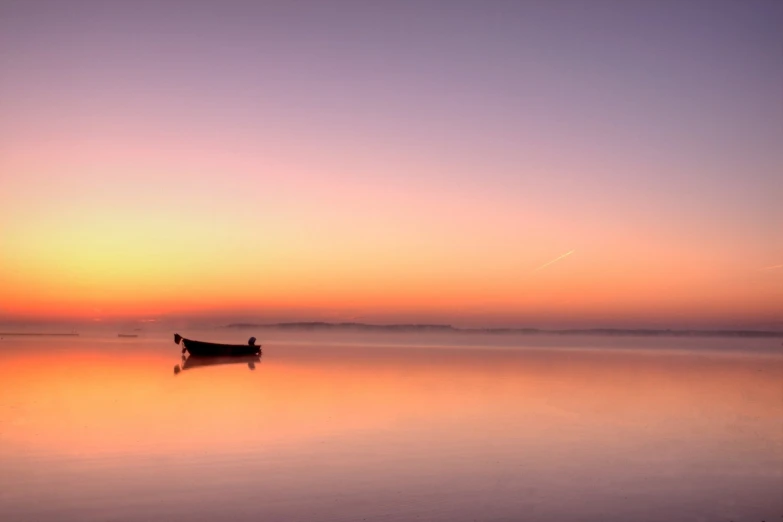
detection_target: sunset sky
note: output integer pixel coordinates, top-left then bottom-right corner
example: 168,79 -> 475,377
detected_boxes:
1,0 -> 781,328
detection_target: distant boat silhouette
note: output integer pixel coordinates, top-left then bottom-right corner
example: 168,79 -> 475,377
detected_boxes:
174,333 -> 261,356
118,334 -> 138,338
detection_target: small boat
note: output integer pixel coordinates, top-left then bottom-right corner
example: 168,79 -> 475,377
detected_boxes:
174,333 -> 261,356
118,334 -> 138,338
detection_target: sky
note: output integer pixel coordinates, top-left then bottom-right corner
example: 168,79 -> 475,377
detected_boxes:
0,0 -> 781,328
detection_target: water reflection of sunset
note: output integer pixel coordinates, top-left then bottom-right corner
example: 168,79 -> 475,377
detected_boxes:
2,341 -> 780,460
1,336 -> 781,521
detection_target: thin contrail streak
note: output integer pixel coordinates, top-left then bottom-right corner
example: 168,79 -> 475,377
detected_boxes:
759,263 -> 783,271
533,249 -> 575,272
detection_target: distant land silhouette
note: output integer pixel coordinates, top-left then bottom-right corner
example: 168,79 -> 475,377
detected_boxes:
0,332 -> 79,337
224,322 -> 783,338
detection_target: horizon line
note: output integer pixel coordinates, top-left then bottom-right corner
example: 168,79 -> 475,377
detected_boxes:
222,321 -> 783,337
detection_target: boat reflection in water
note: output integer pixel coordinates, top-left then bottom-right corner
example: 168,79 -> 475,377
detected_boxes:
174,353 -> 262,374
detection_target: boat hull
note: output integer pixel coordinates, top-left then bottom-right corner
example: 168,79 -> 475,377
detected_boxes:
174,334 -> 261,356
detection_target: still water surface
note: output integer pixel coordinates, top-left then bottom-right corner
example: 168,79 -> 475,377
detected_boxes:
0,331 -> 781,521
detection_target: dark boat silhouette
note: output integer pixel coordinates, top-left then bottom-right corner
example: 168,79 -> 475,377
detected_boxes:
174,333 -> 261,356
176,354 -> 261,373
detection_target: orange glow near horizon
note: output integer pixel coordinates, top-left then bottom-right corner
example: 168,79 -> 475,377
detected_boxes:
1,198 -> 780,327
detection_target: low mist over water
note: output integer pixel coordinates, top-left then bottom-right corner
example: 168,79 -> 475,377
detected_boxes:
1,331 -> 780,521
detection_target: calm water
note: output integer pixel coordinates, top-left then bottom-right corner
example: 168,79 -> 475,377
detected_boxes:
0,331 -> 781,521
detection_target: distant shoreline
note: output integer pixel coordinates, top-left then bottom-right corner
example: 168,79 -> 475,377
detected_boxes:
0,332 -> 79,337
224,322 -> 783,338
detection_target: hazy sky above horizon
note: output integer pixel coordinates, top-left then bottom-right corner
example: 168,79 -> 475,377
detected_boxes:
1,0 -> 781,328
